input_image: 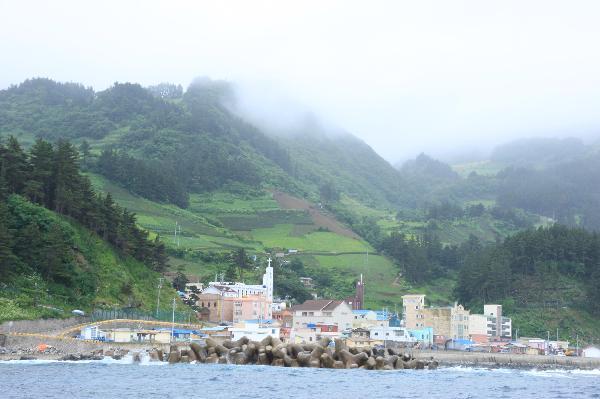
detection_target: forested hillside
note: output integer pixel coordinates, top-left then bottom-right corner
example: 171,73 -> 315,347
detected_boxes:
0,136 -> 178,321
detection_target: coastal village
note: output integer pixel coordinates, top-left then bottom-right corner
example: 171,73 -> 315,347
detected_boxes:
76,258 -> 600,360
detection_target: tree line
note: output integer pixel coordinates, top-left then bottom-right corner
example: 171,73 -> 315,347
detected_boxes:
455,224 -> 600,315
0,136 -> 168,283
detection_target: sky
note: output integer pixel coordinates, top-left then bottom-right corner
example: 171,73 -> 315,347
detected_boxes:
2,0 -> 600,163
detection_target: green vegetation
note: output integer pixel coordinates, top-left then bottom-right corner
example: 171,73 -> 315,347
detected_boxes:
0,136 -> 180,322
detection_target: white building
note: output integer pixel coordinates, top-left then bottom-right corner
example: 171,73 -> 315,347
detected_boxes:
229,321 -> 280,342
483,304 -> 511,339
80,325 -> 105,340
352,310 -> 389,328
206,258 -> 274,301
291,300 -> 353,334
583,346 -> 600,358
369,326 -> 416,343
468,304 -> 512,341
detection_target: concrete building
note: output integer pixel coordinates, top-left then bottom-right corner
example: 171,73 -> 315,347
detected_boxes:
469,305 -> 512,342
483,304 -> 511,340
195,260 -> 274,323
346,328 -> 383,348
408,327 -> 434,346
468,314 -> 490,343
352,310 -> 389,328
229,320 -> 280,342
369,326 -> 416,344
291,300 -> 353,335
402,294 -> 426,329
422,303 -> 470,341
583,346 -> 600,358
80,325 -> 106,341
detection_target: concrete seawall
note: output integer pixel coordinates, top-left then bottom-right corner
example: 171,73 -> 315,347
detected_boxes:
413,350 -> 600,370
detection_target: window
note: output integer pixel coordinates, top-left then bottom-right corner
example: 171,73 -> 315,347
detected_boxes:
214,302 -> 217,307
302,312 -> 308,316
309,337 -> 313,342
201,302 -> 205,307
308,312 -> 314,316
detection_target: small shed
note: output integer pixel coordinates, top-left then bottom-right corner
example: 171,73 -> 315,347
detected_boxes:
583,346 -> 600,358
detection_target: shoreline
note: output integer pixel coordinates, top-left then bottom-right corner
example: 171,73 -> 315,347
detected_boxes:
2,330 -> 599,371
1,344 -> 599,371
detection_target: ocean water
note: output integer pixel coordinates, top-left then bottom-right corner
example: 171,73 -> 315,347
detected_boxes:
1,358 -> 599,399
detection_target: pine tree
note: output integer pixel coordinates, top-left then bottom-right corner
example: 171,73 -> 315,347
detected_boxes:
1,136 -> 29,194
26,138 -> 55,206
53,139 -> 81,215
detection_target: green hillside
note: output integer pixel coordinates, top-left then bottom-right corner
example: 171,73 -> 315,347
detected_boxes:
0,195 -> 183,323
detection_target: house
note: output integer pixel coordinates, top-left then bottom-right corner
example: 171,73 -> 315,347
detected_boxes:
291,299 -> 353,335
299,277 -> 314,288
346,328 -> 382,349
273,307 -> 293,328
80,325 -> 106,341
290,327 -> 318,344
271,301 -> 287,312
408,327 -> 434,345
369,326 -> 415,344
351,309 -> 389,328
229,320 -> 280,342
103,328 -> 172,344
199,326 -> 231,340
583,346 -> 600,358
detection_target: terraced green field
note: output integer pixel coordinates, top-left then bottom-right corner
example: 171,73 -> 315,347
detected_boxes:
86,174 -> 415,307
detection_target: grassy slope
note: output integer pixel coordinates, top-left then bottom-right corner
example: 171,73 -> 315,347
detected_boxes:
88,173 -> 414,308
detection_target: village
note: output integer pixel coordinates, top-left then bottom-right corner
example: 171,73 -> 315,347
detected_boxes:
76,258 -> 600,360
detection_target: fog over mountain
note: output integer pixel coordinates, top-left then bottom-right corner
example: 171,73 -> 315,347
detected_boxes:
3,1 -> 600,162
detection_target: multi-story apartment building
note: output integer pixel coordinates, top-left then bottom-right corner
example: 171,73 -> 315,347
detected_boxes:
469,304 -> 512,342
402,295 -> 470,341
401,294 -> 426,329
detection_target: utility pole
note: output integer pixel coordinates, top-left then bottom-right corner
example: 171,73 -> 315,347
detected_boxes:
576,334 -> 579,357
156,278 -> 164,318
171,297 -> 176,343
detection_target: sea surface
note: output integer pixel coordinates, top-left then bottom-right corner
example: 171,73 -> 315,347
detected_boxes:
1,357 -> 599,399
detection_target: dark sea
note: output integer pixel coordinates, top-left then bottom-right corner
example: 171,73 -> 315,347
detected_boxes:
1,357 -> 599,399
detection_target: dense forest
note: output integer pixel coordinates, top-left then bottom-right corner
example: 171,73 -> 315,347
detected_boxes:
455,225 -> 600,315
0,136 -> 168,304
